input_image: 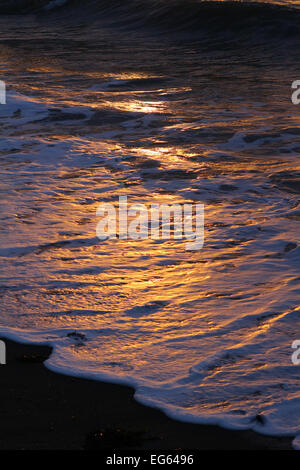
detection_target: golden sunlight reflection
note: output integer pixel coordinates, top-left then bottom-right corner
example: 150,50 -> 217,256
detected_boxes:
104,99 -> 167,114
1,2 -> 300,436
128,145 -> 203,169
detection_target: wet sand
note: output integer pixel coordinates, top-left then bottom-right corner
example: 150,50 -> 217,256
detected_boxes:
0,338 -> 293,450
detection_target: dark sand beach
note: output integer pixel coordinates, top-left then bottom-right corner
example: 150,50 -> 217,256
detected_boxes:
1,0 -> 300,451
0,338 -> 292,450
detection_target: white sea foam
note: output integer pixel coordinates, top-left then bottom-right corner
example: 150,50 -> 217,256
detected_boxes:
0,83 -> 299,448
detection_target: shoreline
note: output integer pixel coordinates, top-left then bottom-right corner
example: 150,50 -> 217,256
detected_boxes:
0,337 -> 293,450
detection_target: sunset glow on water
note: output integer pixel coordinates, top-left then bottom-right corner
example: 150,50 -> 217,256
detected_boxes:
0,0 -> 299,445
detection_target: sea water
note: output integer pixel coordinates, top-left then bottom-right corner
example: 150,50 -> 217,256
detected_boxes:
0,0 -> 299,447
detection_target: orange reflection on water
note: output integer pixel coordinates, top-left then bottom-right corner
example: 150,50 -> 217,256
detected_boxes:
105,99 -> 167,114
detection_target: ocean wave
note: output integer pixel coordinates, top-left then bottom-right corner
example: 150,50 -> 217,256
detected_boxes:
1,0 -> 300,41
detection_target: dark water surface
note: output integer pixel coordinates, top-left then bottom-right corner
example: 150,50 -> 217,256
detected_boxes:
0,0 -> 300,444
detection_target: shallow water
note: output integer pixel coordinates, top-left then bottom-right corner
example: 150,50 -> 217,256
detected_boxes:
0,0 -> 300,445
